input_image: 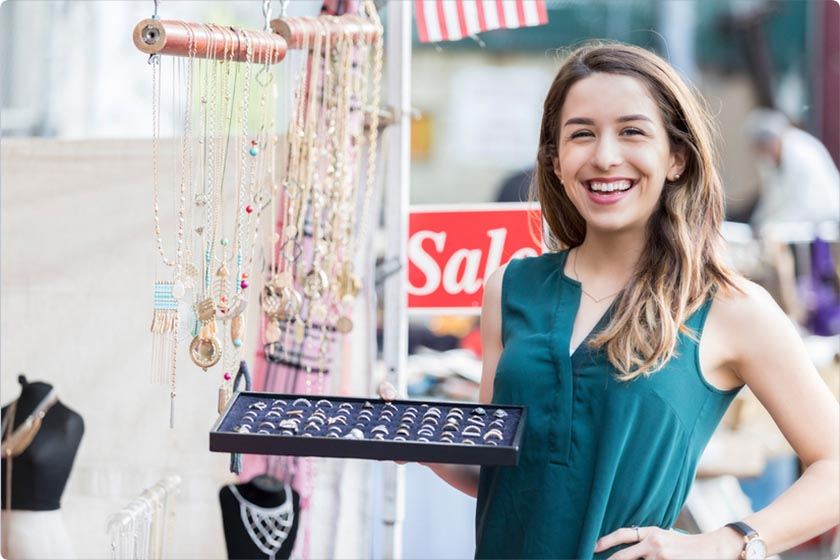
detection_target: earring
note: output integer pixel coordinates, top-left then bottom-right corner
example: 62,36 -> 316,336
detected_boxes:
674,173 -> 680,180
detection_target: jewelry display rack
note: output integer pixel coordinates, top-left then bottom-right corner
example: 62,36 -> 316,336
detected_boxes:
270,15 -> 380,49
133,19 -> 288,63
211,392 -> 526,466
105,475 -> 181,560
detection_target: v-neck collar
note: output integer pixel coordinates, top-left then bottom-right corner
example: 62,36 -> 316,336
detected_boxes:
556,250 -> 616,359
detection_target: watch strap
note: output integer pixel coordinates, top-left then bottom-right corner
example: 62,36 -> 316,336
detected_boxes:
726,521 -> 758,539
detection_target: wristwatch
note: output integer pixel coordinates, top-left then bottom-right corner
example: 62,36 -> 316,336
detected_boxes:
725,521 -> 767,560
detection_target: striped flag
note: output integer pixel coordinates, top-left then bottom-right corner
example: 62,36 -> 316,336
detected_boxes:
415,0 -> 548,43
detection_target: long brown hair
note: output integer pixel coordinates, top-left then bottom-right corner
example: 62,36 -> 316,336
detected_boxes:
533,41 -> 740,379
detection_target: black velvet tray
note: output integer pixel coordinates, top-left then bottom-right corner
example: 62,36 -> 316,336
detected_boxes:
209,391 -> 527,466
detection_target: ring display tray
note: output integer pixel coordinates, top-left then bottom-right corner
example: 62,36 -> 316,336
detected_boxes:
210,391 -> 527,466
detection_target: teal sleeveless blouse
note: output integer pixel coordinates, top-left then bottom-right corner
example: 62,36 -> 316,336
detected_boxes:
475,251 -> 741,559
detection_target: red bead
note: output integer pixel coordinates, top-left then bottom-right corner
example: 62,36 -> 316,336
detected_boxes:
224,372 -> 232,381
241,273 -> 249,279
245,205 -> 253,214
251,139 -> 258,146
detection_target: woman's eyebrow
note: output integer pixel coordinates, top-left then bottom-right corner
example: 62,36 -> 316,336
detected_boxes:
563,114 -> 654,127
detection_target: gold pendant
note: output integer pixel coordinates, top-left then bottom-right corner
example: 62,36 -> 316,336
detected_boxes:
309,301 -> 328,323
293,320 -> 306,344
218,384 -> 233,413
189,332 -> 222,371
336,315 -> 353,334
230,314 -> 243,341
302,269 -> 328,299
265,321 -> 281,343
195,298 -> 216,322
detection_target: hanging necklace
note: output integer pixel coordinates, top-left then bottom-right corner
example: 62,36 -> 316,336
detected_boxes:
228,484 -> 295,560
572,248 -> 626,303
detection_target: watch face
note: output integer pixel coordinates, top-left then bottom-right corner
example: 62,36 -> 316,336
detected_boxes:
745,538 -> 767,560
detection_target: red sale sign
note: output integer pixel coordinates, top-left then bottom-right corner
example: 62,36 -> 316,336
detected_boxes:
408,203 -> 543,313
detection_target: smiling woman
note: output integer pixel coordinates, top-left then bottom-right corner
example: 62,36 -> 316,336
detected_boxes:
413,41 -> 840,560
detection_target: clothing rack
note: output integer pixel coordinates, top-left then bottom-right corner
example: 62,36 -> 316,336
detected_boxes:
105,475 -> 181,560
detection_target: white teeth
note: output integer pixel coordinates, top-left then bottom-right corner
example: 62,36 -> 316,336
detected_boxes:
589,180 -> 632,193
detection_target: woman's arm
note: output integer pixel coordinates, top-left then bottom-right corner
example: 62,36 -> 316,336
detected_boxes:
421,264 -> 507,498
596,279 -> 839,559
707,279 -> 840,556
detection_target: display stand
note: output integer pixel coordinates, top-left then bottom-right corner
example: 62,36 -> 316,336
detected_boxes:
380,2 -> 412,558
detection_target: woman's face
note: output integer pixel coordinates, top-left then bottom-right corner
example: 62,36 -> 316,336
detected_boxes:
553,72 -> 685,236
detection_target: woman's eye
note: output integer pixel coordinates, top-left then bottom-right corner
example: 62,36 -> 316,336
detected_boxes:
621,128 -> 644,136
569,130 -> 593,139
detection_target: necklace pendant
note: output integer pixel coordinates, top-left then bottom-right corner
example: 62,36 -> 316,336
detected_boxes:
189,331 -> 222,371
265,321 -> 282,343
309,301 -> 327,323
292,320 -> 306,344
196,298 -> 216,322
336,315 -> 353,334
302,269 -> 328,299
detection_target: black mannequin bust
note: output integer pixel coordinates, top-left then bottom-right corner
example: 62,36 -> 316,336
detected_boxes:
1,375 -> 84,510
219,474 -> 300,560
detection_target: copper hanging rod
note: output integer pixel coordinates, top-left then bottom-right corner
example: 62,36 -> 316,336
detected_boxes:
270,16 -> 381,50
133,19 -> 288,64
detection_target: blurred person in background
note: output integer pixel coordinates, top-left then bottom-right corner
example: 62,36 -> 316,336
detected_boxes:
745,108 -> 839,231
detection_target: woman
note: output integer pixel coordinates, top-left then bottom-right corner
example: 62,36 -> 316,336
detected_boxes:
384,42 -> 839,559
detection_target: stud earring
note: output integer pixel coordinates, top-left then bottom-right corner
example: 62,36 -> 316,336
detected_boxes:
674,173 -> 680,180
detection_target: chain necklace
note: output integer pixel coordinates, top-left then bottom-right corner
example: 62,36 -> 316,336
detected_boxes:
571,247 -> 626,303
3,388 -> 59,541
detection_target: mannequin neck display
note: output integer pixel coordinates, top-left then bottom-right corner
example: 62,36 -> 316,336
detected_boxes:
1,376 -> 84,511
219,475 -> 300,560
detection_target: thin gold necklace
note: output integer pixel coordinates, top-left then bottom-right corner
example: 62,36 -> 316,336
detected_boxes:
572,248 -> 626,303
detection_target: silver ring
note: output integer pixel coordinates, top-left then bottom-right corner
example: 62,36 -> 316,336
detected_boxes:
278,419 -> 300,430
467,417 -> 485,426
371,425 -> 389,436
259,421 -> 276,430
316,399 -> 333,408
345,428 -> 364,440
265,410 -> 283,419
471,407 -> 486,416
293,398 -> 312,407
632,526 -> 641,542
483,429 -> 503,441
339,403 -> 354,411
328,416 -> 347,426
493,409 -> 508,419
461,425 -> 482,437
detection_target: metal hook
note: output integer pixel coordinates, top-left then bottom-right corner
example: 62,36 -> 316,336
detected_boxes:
279,0 -> 289,17
152,0 -> 160,20
262,0 -> 272,32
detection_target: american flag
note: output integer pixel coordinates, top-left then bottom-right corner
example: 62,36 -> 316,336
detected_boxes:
415,0 -> 548,43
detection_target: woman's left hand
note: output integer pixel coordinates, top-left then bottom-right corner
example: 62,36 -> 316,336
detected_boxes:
593,526 -> 739,559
